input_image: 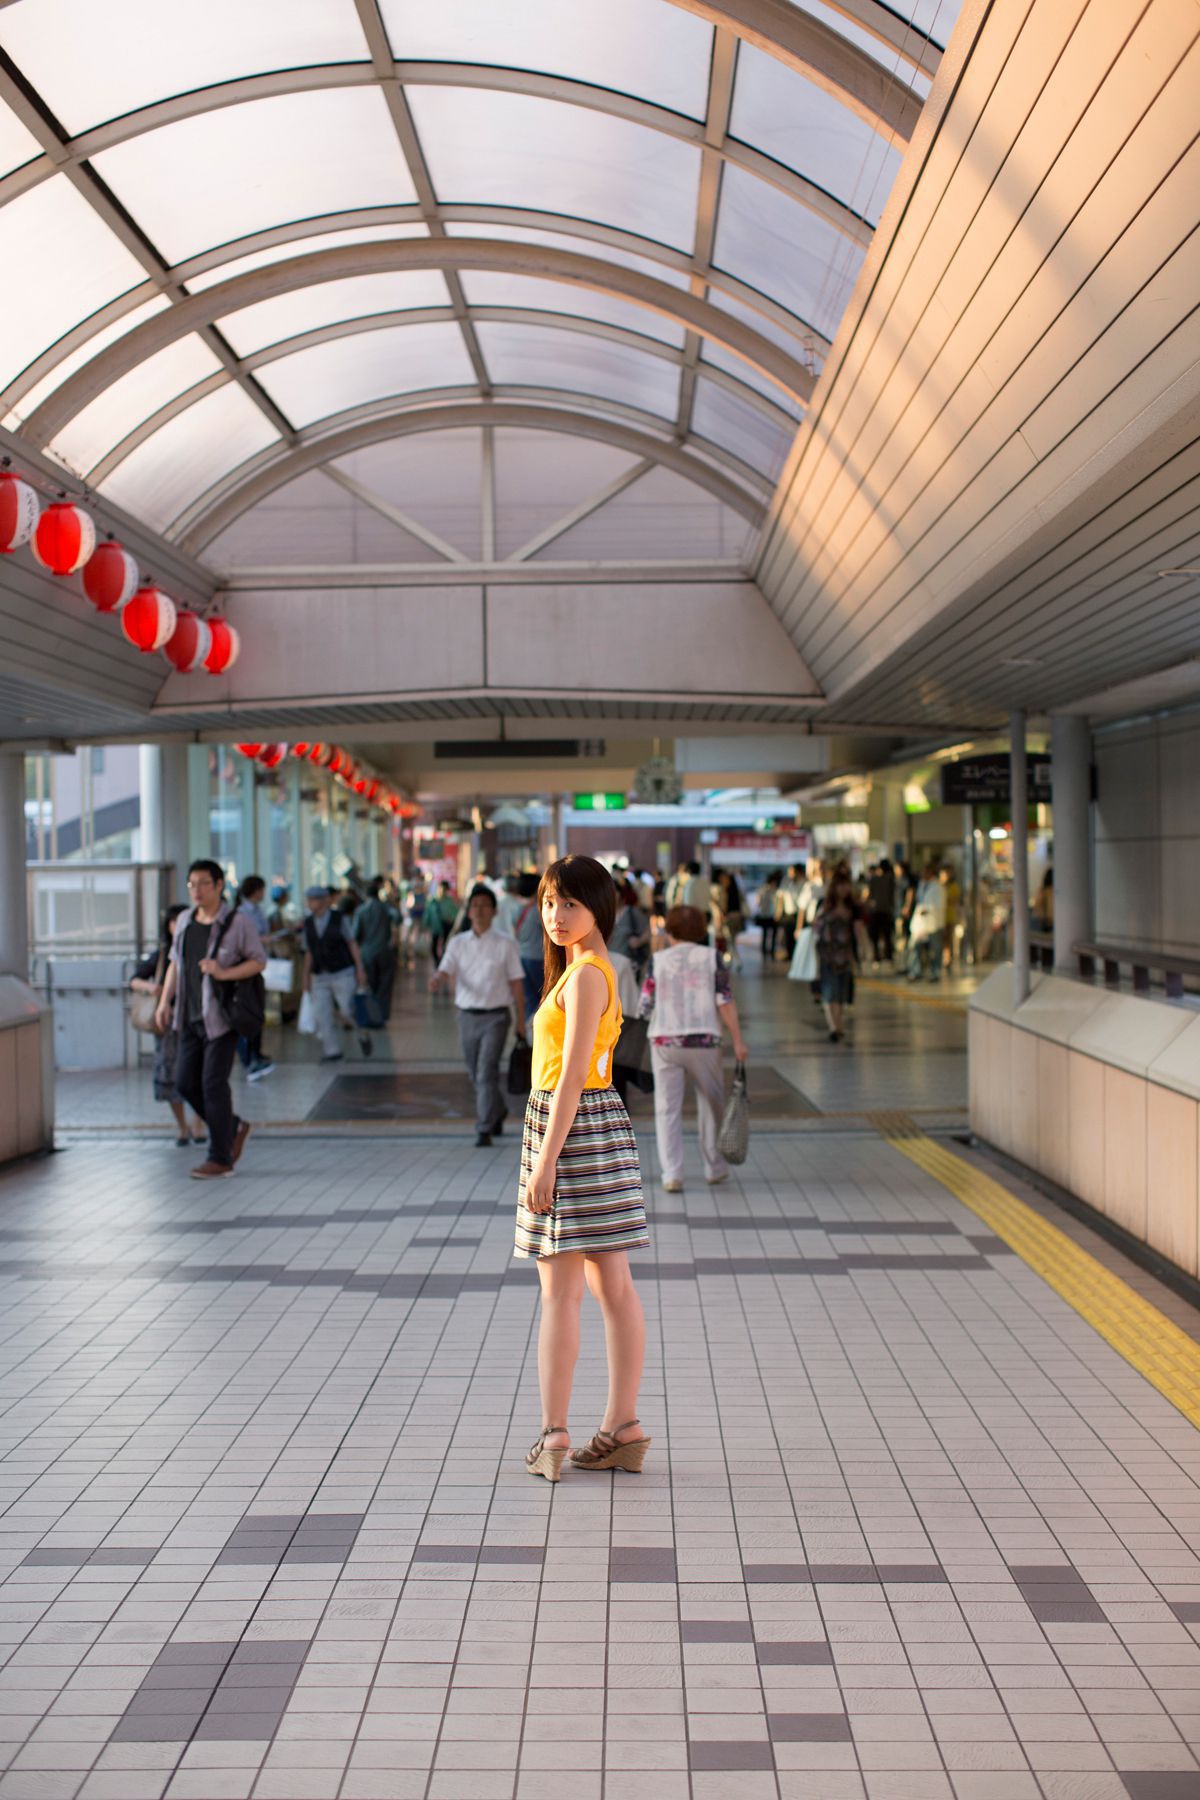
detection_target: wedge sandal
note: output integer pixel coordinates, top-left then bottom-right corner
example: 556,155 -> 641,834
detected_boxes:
569,1419 -> 651,1474
526,1426 -> 569,1482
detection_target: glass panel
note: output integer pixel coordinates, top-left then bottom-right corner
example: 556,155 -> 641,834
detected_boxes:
204,465 -> 450,570
804,0 -> 931,87
713,164 -> 864,341
409,87 -> 701,252
0,0 -> 370,135
218,271 -> 454,357
443,219 -> 690,288
335,432 -> 484,559
494,428 -> 639,558
691,377 -> 796,478
1,294 -> 170,426
533,463 -> 751,561
0,176 -> 145,389
730,44 -> 903,225
699,340 -> 804,415
905,0 -> 964,49
184,223 -> 429,293
460,271 -> 685,347
49,334 -> 223,475
380,0 -> 712,119
0,95 -> 39,177
476,321 -> 680,419
254,322 -> 476,428
97,385 -> 280,532
91,88 -> 417,266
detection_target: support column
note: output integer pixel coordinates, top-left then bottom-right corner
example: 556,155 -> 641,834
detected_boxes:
1050,714 -> 1091,975
1010,710 -> 1029,1006
138,743 -> 163,863
0,753 -> 29,977
138,743 -> 190,900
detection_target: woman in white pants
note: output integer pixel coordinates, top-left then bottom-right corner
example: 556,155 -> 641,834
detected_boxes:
638,905 -> 748,1193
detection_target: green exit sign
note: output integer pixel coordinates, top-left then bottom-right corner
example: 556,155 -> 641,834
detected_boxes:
573,792 -> 627,812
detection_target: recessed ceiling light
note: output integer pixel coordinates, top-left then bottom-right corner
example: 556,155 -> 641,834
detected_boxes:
1156,568 -> 1200,576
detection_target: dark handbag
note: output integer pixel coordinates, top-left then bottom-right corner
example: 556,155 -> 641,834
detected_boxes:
508,1036 -> 533,1096
717,1060 -> 749,1164
353,990 -> 382,1029
212,906 -> 266,1039
613,1014 -> 654,1094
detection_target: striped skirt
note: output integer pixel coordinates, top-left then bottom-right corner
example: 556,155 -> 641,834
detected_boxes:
514,1087 -> 648,1259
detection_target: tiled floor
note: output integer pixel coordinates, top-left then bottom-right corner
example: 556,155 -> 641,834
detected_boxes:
5,965 -> 1198,1799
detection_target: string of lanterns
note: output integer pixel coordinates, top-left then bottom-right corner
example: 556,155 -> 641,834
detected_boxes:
1,465 -> 239,675
235,742 -> 420,822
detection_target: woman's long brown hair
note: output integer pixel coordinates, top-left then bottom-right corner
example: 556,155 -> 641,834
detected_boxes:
537,855 -> 618,999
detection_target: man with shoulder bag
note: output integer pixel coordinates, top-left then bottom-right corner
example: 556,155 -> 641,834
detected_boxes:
155,859 -> 267,1179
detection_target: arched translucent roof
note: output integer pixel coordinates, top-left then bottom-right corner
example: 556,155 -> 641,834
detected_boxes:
0,0 -> 958,544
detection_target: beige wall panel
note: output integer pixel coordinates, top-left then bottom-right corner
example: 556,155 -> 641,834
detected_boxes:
1036,1037 -> 1071,1189
14,1023 -> 44,1156
968,1010 -> 990,1141
1068,1049 -> 1106,1212
758,0 -> 1080,597
1103,1064 -> 1147,1240
988,1015 -> 1013,1154
1145,1083 -> 1199,1278
1009,1023 -> 1040,1169
0,1032 -> 18,1165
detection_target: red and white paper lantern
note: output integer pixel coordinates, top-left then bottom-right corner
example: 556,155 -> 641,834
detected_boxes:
236,744 -> 265,759
202,618 -> 239,675
0,472 -> 39,553
121,585 -> 177,653
32,501 -> 96,576
258,743 -> 288,769
162,611 -> 212,673
82,540 -> 139,612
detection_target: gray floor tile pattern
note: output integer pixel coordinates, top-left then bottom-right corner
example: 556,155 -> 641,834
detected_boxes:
0,973 -> 1197,1800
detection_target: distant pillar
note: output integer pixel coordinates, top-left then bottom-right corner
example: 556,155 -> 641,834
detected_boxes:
138,744 -> 163,862
1010,711 -> 1029,1006
1050,714 -> 1091,975
140,744 -> 190,899
0,753 -> 29,977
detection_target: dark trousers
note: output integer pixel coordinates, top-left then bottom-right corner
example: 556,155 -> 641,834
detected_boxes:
782,916 -> 798,959
175,1020 -> 240,1167
363,948 -> 397,1022
458,1007 -> 509,1134
868,909 -> 894,961
237,1032 -> 263,1068
758,919 -> 778,959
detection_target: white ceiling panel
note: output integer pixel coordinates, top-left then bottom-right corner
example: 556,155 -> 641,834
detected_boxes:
409,87 -> 702,252
0,176 -> 146,388
97,384 -> 280,532
380,0 -> 713,118
443,219 -> 691,288
460,271 -> 686,347
91,87 -> 416,265
714,164 -> 865,340
0,0 -> 370,135
1,294 -> 170,424
0,95 -> 39,177
254,323 -> 476,427
49,335 -> 224,475
476,322 -> 681,419
692,377 -> 796,478
218,271 -> 455,357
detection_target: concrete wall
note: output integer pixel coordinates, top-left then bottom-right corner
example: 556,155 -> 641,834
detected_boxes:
1094,708 -> 1200,958
969,965 -> 1200,1278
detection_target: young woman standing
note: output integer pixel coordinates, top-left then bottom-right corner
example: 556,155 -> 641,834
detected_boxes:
514,855 -> 651,1482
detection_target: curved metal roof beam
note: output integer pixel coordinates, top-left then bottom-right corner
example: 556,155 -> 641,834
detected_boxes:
25,238 -> 816,449
176,400 -> 768,551
668,0 -> 939,99
83,303 -> 799,486
0,61 -> 880,243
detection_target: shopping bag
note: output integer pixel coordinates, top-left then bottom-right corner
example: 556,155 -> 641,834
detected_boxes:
263,957 -> 294,994
507,1036 -> 533,1097
788,925 -> 818,982
353,989 -> 382,1029
613,1014 -> 654,1093
129,990 -> 160,1034
297,991 -> 317,1035
717,1060 -> 749,1164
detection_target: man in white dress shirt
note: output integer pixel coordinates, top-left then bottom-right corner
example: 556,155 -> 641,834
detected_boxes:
430,885 -> 527,1146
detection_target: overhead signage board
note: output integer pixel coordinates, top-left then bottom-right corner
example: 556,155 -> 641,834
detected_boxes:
573,793 -> 627,811
710,828 -> 812,867
941,753 -> 1051,805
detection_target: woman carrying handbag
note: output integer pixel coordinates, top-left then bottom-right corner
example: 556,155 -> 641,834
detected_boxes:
129,905 -> 205,1146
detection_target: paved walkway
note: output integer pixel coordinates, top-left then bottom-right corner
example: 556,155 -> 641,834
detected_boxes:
1,1088 -> 1199,1798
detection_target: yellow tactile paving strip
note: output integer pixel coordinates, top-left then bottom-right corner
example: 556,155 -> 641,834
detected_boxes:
886,1129 -> 1200,1432
856,977 -> 969,1016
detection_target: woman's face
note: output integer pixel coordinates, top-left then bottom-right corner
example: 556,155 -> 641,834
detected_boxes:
542,885 -> 596,951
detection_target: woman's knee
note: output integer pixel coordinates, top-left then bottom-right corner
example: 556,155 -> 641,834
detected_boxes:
584,1253 -> 635,1306
538,1254 -> 586,1305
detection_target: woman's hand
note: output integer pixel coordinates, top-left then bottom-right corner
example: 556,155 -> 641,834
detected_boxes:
154,999 -> 171,1034
524,1155 -> 557,1215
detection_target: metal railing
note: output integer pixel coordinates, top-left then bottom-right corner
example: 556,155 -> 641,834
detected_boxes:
1026,931 -> 1200,999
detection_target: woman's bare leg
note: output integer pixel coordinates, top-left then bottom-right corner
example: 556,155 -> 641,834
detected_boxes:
535,1252 -> 586,1447
584,1252 -> 646,1440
